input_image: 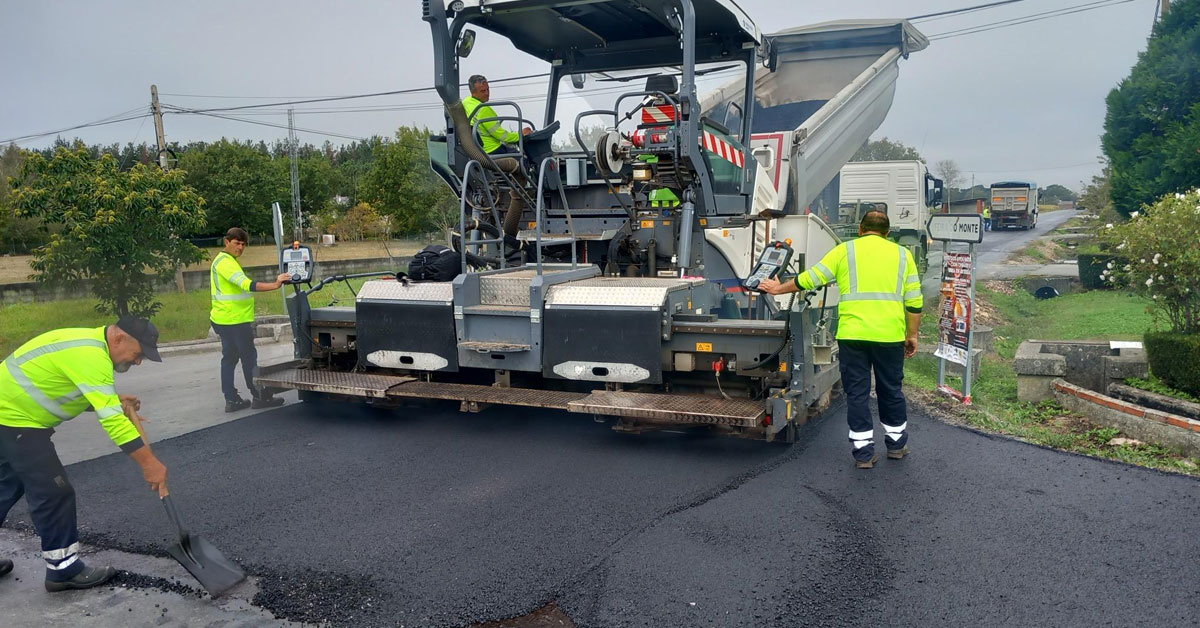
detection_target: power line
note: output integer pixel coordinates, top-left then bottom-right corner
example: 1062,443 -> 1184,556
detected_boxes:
909,0 -> 1026,21
928,0 -> 1137,40
172,72 -> 553,115
161,105 -> 368,141
1,108 -> 151,145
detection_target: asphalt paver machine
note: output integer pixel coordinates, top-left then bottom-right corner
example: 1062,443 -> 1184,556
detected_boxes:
259,1 -> 928,442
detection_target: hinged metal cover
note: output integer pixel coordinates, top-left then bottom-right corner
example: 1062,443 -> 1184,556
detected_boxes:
358,280 -> 453,304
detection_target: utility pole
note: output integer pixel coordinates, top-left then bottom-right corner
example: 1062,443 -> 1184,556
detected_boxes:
288,108 -> 302,242
153,84 -> 187,293
1162,0 -> 1170,17
150,84 -> 169,171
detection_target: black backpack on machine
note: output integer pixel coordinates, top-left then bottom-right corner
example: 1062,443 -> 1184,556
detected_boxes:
408,244 -> 460,281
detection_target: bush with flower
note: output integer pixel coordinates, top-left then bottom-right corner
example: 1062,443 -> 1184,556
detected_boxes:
1098,189 -> 1200,395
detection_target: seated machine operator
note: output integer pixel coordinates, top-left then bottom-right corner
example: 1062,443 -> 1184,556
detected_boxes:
463,74 -> 531,155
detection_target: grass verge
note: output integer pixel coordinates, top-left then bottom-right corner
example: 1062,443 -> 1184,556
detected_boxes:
0,278 -> 372,357
907,283 -> 1200,475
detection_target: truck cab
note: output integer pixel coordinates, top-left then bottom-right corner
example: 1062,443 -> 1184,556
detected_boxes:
836,160 -> 943,273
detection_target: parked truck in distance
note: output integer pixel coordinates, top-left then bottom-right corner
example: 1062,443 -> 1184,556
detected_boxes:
990,181 -> 1039,230
835,160 -> 943,273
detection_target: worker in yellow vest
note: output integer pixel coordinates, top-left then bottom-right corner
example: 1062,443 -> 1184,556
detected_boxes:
983,205 -> 992,232
759,210 -> 923,468
210,227 -> 291,413
463,74 -> 531,154
0,318 -> 168,590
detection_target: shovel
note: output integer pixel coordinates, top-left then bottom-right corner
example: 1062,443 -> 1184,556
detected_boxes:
160,491 -> 246,597
128,408 -> 246,597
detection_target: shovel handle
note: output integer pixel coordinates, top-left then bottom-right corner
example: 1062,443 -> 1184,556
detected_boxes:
161,495 -> 190,542
129,410 -> 170,498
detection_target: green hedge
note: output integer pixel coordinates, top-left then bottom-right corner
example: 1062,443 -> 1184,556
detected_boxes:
1145,332 -> 1200,397
1077,252 -> 1122,290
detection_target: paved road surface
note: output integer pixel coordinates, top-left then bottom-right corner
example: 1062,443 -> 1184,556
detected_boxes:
6,396 -> 1198,627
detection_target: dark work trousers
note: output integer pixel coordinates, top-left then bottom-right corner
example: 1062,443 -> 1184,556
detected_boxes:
0,426 -> 85,581
838,339 -> 909,461
211,321 -> 259,402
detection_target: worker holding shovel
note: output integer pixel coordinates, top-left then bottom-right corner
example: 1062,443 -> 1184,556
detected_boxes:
0,318 -> 169,591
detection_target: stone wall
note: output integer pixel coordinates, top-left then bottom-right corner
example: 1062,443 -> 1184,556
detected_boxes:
1052,379 -> 1200,457
1014,340 -> 1148,403
0,256 -> 410,306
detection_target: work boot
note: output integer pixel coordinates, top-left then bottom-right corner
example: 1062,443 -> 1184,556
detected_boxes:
224,397 -> 251,413
855,453 -> 880,470
0,558 -> 12,578
887,446 -> 910,460
251,394 -> 285,410
45,563 -> 116,592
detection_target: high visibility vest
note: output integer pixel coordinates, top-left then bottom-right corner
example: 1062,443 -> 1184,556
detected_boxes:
983,207 -> 991,219
0,327 -> 140,451
464,96 -> 520,154
795,234 -> 923,343
210,252 -> 255,325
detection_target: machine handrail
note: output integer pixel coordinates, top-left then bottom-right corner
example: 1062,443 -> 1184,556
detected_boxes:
468,99 -> 528,156
533,156 -> 579,276
457,159 -> 508,274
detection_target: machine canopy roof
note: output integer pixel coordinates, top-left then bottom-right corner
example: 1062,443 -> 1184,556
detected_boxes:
447,0 -> 761,72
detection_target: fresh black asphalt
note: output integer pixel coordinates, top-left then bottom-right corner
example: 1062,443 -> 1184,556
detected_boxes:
7,398 -> 1199,627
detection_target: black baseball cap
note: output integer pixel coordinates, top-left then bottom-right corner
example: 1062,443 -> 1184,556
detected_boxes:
116,317 -> 162,362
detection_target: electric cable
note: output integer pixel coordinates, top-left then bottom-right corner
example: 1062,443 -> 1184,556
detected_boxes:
928,0 -> 1136,40
909,0 -> 1026,21
1,109 -> 151,145
161,105 -> 367,142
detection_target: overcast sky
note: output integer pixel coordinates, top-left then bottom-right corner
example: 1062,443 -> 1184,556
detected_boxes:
1,0 -> 1159,190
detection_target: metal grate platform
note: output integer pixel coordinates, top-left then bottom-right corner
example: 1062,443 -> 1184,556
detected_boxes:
568,391 -> 765,427
386,381 -> 588,409
256,368 -> 414,398
257,367 -> 765,427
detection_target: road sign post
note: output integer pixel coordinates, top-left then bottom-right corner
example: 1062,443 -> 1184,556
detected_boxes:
927,214 -> 983,405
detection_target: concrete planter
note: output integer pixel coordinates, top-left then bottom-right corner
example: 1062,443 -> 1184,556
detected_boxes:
1014,340 -> 1148,403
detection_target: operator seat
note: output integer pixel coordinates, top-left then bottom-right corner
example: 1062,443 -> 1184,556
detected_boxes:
445,100 -> 528,236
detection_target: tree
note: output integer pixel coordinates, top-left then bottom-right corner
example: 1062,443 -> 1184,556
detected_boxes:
361,127 -> 456,236
332,202 -> 388,241
1102,0 -> 1200,217
178,139 -> 287,236
851,137 -> 924,163
1078,160 -> 1111,215
1040,184 -> 1078,205
0,143 -> 51,255
933,159 -> 963,202
10,146 -> 207,317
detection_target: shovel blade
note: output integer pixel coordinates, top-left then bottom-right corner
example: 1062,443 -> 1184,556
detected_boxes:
167,533 -> 246,597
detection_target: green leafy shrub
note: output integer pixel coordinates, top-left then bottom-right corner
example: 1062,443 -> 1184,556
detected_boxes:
1077,252 -> 1122,289
1144,332 -> 1200,397
1098,189 -> 1200,333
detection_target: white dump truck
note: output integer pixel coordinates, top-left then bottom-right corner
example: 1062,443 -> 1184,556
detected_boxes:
835,160 -> 943,272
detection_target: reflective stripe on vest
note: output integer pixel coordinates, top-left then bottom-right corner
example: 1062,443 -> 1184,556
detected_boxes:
211,252 -> 255,324
841,241 -> 907,303
4,338 -> 107,420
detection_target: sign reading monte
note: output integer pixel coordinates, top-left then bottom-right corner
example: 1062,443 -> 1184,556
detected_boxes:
927,214 -> 984,243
